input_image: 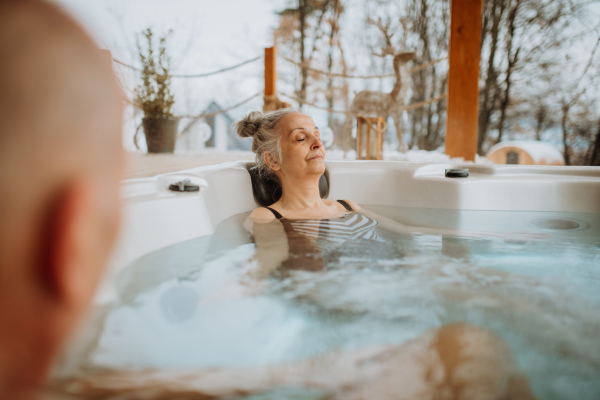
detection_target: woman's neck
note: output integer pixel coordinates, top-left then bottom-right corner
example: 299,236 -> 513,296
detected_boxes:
277,174 -> 325,211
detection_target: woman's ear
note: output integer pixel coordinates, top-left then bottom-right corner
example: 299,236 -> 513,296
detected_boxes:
264,153 -> 281,171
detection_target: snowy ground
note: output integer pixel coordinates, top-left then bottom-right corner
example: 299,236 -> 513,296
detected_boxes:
125,151 -> 255,179
125,149 -> 488,179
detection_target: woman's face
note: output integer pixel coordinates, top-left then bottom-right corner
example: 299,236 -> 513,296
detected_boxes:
268,113 -> 325,179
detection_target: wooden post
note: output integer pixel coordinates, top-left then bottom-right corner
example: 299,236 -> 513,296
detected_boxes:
356,117 -> 363,159
356,117 -> 386,160
445,0 -> 483,162
366,121 -> 371,159
264,47 -> 277,97
375,122 -> 380,159
263,47 -> 279,112
376,118 -> 386,160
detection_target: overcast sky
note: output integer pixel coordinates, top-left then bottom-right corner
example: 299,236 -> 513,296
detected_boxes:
51,0 -> 281,62
50,0 -> 600,151
50,0 -> 293,149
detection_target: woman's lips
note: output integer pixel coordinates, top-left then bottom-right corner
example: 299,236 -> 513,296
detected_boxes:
308,155 -> 323,161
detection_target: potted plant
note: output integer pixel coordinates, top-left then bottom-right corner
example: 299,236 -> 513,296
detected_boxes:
135,28 -> 178,153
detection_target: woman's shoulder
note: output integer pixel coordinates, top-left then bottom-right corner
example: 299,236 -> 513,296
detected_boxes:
250,207 -> 279,222
336,199 -> 361,211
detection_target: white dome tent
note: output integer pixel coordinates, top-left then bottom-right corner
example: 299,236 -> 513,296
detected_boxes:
486,141 -> 565,166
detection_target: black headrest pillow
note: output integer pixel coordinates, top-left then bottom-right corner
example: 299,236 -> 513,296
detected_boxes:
245,162 -> 329,208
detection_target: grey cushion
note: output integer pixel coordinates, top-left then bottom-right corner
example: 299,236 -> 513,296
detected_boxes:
245,162 -> 329,207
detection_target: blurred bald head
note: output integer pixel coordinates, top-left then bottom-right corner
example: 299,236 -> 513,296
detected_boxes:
0,0 -> 123,188
0,1 -> 124,398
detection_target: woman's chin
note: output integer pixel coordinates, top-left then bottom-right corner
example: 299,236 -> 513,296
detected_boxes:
306,160 -> 326,174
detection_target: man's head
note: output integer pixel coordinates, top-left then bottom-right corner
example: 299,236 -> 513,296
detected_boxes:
0,0 -> 124,397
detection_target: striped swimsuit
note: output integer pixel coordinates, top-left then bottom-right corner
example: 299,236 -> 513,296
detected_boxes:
265,200 -> 382,271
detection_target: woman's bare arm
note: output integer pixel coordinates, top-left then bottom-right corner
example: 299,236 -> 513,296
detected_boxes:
342,199 -> 476,238
344,200 -> 545,240
242,211 -> 289,279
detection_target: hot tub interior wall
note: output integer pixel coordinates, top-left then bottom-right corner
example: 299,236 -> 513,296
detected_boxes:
106,160 -> 600,291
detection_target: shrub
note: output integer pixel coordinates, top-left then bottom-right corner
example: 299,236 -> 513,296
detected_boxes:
134,28 -> 175,119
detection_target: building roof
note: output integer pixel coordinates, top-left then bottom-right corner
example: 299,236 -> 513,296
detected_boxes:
204,101 -> 233,123
486,140 -> 564,164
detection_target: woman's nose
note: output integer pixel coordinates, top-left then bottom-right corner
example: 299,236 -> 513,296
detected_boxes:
311,136 -> 322,149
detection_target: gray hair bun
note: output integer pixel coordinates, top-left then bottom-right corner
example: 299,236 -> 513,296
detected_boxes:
236,111 -> 263,138
234,107 -> 302,178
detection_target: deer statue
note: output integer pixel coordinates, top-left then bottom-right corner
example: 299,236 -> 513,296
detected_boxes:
344,19 -> 416,153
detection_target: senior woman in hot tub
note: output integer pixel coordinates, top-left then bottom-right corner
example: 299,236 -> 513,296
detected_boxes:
240,108 -> 355,221
238,108 -> 387,276
236,108 -> 498,277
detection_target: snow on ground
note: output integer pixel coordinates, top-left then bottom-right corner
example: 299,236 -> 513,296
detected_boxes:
126,149 -> 488,179
125,151 -> 255,179
326,149 -> 489,164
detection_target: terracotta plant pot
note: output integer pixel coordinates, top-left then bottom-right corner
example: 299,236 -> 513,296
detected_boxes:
142,117 -> 179,153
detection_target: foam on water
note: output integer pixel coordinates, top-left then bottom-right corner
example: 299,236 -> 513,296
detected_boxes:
69,206 -> 600,400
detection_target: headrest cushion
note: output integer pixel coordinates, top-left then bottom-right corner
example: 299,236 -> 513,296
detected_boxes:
245,163 -> 329,207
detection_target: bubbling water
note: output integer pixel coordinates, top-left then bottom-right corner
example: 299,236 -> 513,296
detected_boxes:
57,206 -> 600,400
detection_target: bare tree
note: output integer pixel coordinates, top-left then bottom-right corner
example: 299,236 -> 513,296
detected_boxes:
532,100 -> 551,140
477,0 -> 592,155
275,0 -> 600,161
276,0 -> 335,108
494,0 -> 522,145
405,0 -> 449,151
586,123 -> 600,166
274,0 -> 352,152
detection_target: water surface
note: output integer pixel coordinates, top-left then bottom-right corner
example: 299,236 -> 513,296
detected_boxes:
71,206 -> 600,399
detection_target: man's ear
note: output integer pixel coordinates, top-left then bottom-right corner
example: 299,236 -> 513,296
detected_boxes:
263,153 -> 281,171
43,181 -> 104,308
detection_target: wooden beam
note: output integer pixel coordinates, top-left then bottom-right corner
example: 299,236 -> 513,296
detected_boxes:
264,47 -> 277,97
356,117 -> 363,159
366,120 -> 371,160
356,117 -> 386,160
445,0 -> 483,162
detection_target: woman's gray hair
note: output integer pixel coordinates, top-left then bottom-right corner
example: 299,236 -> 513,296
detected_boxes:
235,108 -> 302,178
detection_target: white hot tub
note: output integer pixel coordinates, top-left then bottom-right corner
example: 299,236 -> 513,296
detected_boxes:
108,160 -> 600,277
57,160 -> 600,400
